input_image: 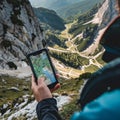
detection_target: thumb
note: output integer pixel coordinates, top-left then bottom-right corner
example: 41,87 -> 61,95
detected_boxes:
50,83 -> 60,92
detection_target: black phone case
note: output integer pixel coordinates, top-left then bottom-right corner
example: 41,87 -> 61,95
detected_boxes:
27,48 -> 59,89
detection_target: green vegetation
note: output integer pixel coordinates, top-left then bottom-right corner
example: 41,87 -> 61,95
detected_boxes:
78,72 -> 92,80
57,72 -> 92,120
46,32 -> 67,48
69,23 -> 92,37
0,0 -> 106,119
77,38 -> 90,52
0,72 -> 92,119
57,0 -> 104,21
96,53 -> 106,66
56,78 -> 83,120
93,44 -> 103,55
68,5 -> 99,37
68,3 -> 100,36
0,75 -> 31,106
34,7 -> 65,31
57,77 -> 84,94
50,51 -> 89,68
74,24 -> 97,52
77,3 -> 99,24
85,65 -> 99,73
60,98 -> 80,120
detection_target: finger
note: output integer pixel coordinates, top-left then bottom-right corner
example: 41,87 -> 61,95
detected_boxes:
50,83 -> 60,92
38,77 -> 45,85
56,74 -> 60,79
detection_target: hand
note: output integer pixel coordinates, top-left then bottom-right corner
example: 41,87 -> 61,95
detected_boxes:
50,74 -> 60,92
31,75 -> 52,102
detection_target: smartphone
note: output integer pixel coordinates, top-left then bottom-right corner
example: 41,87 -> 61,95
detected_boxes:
27,48 -> 59,89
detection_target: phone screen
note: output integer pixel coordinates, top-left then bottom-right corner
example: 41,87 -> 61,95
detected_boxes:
29,50 -> 57,85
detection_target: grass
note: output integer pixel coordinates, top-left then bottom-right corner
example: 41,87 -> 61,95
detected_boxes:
96,53 -> 106,66
60,22 -> 74,39
0,67 -> 97,120
77,38 -> 90,52
56,77 -> 84,94
60,97 -> 80,120
55,77 -> 85,120
50,51 -> 89,68
0,75 -> 31,106
0,50 -> 103,119
85,65 -> 99,73
0,74 -> 85,120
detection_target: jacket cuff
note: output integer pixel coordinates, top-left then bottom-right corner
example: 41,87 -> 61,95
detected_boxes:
36,98 -> 58,119
37,98 -> 57,109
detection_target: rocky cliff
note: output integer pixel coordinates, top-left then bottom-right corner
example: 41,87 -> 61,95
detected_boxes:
0,0 -> 44,70
96,0 -> 118,28
82,0 -> 119,55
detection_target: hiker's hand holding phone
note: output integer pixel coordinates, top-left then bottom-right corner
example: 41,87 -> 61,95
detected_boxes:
31,75 -> 60,102
31,75 -> 52,102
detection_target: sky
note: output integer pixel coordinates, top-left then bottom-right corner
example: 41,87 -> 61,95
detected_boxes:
28,0 -> 85,9
29,0 -> 48,8
29,0 -> 40,7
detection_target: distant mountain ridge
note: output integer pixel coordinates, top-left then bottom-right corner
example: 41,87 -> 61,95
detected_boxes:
33,7 -> 65,30
30,0 -> 104,20
56,0 -> 104,19
30,0 -> 84,9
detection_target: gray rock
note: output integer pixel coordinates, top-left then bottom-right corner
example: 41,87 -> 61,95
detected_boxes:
0,0 -> 44,70
8,87 -> 20,92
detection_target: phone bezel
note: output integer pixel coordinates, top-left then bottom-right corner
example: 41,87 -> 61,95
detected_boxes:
27,48 -> 59,89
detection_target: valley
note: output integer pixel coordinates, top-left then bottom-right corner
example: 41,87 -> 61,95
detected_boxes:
48,18 -> 105,79
0,0 -> 115,119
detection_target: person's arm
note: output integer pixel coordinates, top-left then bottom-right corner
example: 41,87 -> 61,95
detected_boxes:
31,76 -> 62,120
36,98 -> 62,120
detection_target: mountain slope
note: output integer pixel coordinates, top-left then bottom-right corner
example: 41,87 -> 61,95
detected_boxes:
57,0 -> 104,19
81,0 -> 119,55
33,7 -> 65,30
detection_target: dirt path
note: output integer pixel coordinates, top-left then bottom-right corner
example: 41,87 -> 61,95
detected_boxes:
48,21 -> 105,78
51,58 -> 84,79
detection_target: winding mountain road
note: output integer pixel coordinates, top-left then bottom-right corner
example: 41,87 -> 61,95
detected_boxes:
48,21 -> 105,78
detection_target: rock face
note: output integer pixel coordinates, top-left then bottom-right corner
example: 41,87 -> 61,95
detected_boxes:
95,0 -> 118,28
0,0 -> 44,69
82,0 -> 119,55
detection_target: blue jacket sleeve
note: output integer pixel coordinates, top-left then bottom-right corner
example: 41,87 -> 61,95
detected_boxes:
36,98 -> 62,120
71,89 -> 120,120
